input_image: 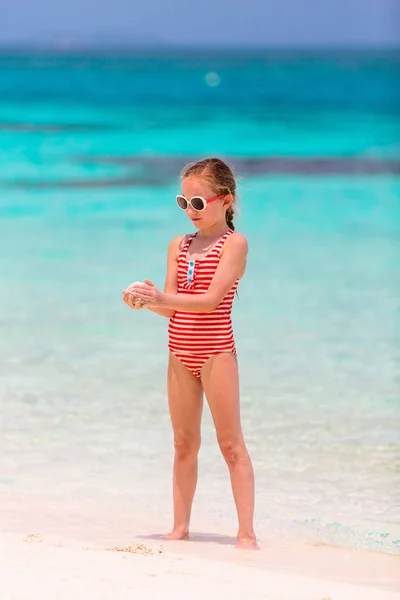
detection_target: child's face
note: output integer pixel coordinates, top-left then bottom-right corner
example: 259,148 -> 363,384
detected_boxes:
180,176 -> 230,230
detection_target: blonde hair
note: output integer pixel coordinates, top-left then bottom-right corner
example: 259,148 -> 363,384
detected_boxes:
180,157 -> 237,230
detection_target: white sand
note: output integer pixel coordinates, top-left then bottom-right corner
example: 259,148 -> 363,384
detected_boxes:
1,493 -> 399,599
1,530 -> 399,600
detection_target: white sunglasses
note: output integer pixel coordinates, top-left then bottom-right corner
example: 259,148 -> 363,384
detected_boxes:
176,193 -> 225,212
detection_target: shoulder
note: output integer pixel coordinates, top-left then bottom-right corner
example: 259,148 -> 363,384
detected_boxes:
168,234 -> 191,260
221,231 -> 248,256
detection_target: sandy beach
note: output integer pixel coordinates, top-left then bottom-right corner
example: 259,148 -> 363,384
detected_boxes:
1,493 -> 399,600
1,531 -> 399,600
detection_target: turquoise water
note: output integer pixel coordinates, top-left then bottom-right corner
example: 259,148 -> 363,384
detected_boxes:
0,50 -> 399,553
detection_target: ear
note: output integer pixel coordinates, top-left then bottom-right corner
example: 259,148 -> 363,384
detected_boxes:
223,193 -> 233,209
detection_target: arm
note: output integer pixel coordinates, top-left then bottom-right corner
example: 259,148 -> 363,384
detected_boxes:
133,233 -> 248,313
145,236 -> 183,318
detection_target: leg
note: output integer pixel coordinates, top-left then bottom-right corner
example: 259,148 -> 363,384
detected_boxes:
164,351 -> 203,540
201,353 -> 258,550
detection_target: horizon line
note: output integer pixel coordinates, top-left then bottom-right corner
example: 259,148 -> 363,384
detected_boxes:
0,41 -> 399,53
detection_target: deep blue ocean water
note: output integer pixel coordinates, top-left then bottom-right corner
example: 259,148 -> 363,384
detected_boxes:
0,49 -> 399,553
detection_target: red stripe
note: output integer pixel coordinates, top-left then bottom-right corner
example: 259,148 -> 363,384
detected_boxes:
169,346 -> 234,353
171,314 -> 231,320
172,313 -> 231,320
169,334 -> 233,343
170,325 -> 231,332
170,344 -> 234,352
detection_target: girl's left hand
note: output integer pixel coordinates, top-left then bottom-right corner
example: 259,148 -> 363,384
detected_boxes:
125,279 -> 162,306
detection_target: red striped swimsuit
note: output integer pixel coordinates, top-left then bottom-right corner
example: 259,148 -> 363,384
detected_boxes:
168,229 -> 239,379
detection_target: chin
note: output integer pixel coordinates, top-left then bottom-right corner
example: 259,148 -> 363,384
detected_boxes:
191,220 -> 203,228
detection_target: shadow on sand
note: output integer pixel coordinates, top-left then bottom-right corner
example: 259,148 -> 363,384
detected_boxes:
138,531 -> 237,546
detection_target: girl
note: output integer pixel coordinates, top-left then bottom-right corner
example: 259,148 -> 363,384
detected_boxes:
122,158 -> 258,550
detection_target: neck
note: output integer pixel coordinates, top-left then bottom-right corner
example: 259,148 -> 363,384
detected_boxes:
196,221 -> 230,238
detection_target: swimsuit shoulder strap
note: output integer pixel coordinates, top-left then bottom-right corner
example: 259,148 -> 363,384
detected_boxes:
178,233 -> 195,259
214,229 -> 234,256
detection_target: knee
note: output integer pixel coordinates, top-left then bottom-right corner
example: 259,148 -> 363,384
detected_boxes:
218,437 -> 247,467
174,432 -> 200,461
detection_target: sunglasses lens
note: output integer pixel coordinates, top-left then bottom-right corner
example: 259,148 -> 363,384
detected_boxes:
191,196 -> 206,211
176,195 -> 188,210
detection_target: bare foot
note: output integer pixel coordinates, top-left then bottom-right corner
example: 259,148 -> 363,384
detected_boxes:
162,530 -> 189,541
235,535 -> 260,550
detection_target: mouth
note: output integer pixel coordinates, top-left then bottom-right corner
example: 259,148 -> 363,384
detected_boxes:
191,217 -> 201,222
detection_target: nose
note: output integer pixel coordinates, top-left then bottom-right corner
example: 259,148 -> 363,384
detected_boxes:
186,205 -> 197,216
